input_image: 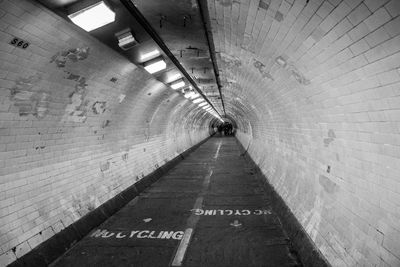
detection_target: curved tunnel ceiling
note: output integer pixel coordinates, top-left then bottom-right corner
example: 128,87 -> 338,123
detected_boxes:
29,0 -> 400,264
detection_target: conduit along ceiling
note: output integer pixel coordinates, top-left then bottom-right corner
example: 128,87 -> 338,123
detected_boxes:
37,0 -> 226,121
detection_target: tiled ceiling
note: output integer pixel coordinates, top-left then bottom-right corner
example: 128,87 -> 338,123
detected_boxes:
38,0 -> 226,116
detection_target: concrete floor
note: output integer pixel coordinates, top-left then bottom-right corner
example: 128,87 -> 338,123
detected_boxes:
51,137 -> 301,267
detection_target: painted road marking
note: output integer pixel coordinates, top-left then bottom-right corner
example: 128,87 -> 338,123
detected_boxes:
191,209 -> 272,216
90,229 -> 184,240
230,220 -> 242,227
214,141 -> 222,159
171,228 -> 193,266
171,169 -> 213,266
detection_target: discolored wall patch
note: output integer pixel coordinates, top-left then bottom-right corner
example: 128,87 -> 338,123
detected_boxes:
50,47 -> 90,68
253,59 -> 274,80
50,47 -> 91,123
62,74 -> 89,123
319,175 -> 338,194
10,74 -> 50,119
92,101 -> 107,114
323,129 -> 336,147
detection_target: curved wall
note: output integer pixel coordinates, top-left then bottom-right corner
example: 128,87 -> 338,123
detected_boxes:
210,0 -> 400,266
0,1 -> 212,264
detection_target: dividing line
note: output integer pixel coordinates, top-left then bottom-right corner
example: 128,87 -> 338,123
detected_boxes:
171,228 -> 193,266
214,141 -> 222,159
171,169 -> 213,266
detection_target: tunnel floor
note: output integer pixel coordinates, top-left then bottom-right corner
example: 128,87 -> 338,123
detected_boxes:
51,137 -> 301,267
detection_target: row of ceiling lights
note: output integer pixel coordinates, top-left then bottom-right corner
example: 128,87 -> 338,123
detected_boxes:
67,0 -> 223,122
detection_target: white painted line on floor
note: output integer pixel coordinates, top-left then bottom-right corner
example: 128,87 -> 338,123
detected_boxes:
171,228 -> 193,266
170,169 -> 213,266
214,141 -> 222,159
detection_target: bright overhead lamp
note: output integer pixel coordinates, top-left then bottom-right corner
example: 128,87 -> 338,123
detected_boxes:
144,56 -> 166,74
190,93 -> 200,100
192,98 -> 204,104
198,102 -> 208,107
184,92 -> 195,98
170,79 -> 185,90
68,1 -> 115,32
168,73 -> 182,83
141,49 -> 160,61
115,28 -> 138,50
202,105 -> 210,109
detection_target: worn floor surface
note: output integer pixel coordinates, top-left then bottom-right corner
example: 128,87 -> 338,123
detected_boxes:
52,137 -> 300,267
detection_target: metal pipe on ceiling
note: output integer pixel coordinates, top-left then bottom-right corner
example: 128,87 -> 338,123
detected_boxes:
196,0 -> 226,117
119,0 -> 222,117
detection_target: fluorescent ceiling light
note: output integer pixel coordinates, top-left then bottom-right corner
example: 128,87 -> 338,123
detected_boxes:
144,57 -> 166,74
68,1 -> 115,32
198,102 -> 208,107
168,73 -> 182,83
202,105 -> 210,109
192,98 -> 204,104
184,92 -> 195,98
190,93 -> 200,100
141,49 -> 160,61
170,79 -> 185,90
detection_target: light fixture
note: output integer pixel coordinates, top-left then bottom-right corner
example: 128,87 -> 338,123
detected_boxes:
192,98 -> 204,104
202,105 -> 210,109
115,28 -> 138,50
144,56 -> 166,74
190,93 -> 200,100
168,73 -> 182,83
184,92 -> 195,98
68,1 -> 115,32
198,102 -> 207,107
141,49 -> 160,61
170,79 -> 185,90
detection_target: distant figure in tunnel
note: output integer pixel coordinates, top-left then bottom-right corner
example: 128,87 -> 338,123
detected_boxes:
218,122 -> 233,137
217,124 -> 223,137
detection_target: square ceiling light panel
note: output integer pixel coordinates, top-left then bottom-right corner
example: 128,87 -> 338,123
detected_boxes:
168,73 -> 182,83
184,91 -> 195,98
144,56 -> 167,74
193,98 -> 205,104
141,49 -> 160,61
170,79 -> 185,90
68,1 -> 115,32
199,102 -> 208,107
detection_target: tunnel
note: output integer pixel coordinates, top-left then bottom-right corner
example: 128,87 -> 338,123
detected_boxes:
0,0 -> 400,266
